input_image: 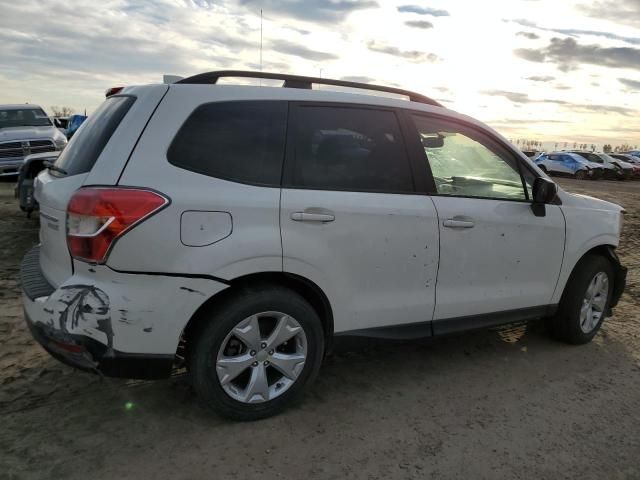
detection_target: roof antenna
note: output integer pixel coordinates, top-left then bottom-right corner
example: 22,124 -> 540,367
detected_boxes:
259,9 -> 263,86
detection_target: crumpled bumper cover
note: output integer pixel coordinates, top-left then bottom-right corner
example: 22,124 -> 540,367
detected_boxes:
20,245 -> 227,380
25,308 -> 174,379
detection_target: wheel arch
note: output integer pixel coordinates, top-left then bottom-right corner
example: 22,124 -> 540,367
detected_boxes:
180,271 -> 334,360
556,244 -> 625,309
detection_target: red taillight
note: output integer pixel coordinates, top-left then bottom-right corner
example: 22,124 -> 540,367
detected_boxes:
105,86 -> 124,97
67,187 -> 168,264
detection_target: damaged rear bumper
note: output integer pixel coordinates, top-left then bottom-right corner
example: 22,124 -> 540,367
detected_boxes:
24,312 -> 174,379
21,245 -> 228,379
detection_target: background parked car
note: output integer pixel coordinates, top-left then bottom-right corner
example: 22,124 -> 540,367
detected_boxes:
14,151 -> 60,216
65,114 -> 87,139
624,150 -> 640,159
535,152 -> 601,179
522,150 -> 544,161
569,151 -> 624,180
0,105 -> 67,176
52,116 -> 68,132
610,153 -> 640,166
603,153 -> 639,178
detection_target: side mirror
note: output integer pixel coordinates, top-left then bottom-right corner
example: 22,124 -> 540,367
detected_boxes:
533,177 -> 557,204
531,177 -> 557,217
422,135 -> 444,149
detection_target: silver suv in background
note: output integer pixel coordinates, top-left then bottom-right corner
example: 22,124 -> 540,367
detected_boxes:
0,105 -> 67,176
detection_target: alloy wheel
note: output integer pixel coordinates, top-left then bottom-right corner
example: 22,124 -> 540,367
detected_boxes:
215,312 -> 307,403
580,272 -> 609,333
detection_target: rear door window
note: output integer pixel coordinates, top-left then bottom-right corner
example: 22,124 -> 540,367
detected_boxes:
167,101 -> 288,186
285,105 -> 414,193
54,96 -> 135,176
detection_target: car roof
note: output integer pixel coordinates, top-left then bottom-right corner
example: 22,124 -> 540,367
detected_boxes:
163,82 -> 515,144
122,81 -> 543,173
0,104 -> 44,110
134,82 -> 502,134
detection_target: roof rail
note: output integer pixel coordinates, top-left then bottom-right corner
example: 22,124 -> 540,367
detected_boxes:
176,70 -> 443,107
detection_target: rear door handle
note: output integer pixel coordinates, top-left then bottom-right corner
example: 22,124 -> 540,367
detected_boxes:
443,217 -> 475,228
291,211 -> 335,223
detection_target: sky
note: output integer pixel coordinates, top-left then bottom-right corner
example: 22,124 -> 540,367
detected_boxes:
1,0 -> 639,148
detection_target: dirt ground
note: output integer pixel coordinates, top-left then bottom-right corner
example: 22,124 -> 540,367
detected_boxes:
1,177 -> 638,480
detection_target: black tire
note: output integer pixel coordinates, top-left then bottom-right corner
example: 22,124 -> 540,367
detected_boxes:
190,286 -> 324,421
539,165 -> 547,173
548,254 -> 614,345
575,170 -> 586,180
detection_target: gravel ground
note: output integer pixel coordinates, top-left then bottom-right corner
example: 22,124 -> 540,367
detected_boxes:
1,177 -> 638,480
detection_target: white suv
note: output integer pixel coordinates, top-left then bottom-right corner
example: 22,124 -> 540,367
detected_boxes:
21,71 -> 627,420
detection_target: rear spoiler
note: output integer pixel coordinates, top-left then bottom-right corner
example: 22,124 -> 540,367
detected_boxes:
105,87 -> 124,98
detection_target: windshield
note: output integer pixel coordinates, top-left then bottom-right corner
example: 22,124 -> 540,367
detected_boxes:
603,154 -> 623,164
0,108 -> 52,128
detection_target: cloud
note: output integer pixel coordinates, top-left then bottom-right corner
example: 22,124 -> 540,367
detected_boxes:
554,29 -> 640,46
525,75 -> 555,82
580,0 -> 640,29
619,78 -> 640,91
517,31 -> 539,40
509,18 -> 640,45
515,37 -> 640,71
405,20 -> 434,29
570,104 -> 636,116
367,41 -> 439,62
397,5 -> 449,16
340,75 -> 375,83
270,39 -> 339,61
482,90 -> 532,103
488,119 -> 570,126
237,0 -> 378,23
482,90 -> 636,116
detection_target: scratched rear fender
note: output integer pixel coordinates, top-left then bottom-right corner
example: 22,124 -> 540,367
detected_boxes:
25,261 -> 228,355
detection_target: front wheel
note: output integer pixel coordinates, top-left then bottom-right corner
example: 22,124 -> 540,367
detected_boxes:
575,170 -> 586,180
190,287 -> 324,421
548,255 -> 614,344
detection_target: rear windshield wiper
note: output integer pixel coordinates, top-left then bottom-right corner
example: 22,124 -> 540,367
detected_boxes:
43,160 -> 67,176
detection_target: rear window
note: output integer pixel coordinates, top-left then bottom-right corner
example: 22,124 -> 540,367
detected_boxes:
167,101 -> 288,186
54,96 -> 135,176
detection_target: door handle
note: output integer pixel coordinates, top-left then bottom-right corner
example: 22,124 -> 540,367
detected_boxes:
443,217 -> 475,228
291,211 -> 335,223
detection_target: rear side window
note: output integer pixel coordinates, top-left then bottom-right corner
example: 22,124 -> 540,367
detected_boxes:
54,96 -> 135,176
167,101 -> 287,186
286,106 -> 414,193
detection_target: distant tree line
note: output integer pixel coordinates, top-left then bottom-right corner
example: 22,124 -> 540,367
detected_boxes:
50,106 -> 75,117
510,139 -> 638,153
512,139 -> 543,149
602,144 -> 638,153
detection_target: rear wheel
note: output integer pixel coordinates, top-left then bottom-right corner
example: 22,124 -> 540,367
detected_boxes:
575,170 -> 586,180
190,286 -> 324,421
548,255 -> 614,344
